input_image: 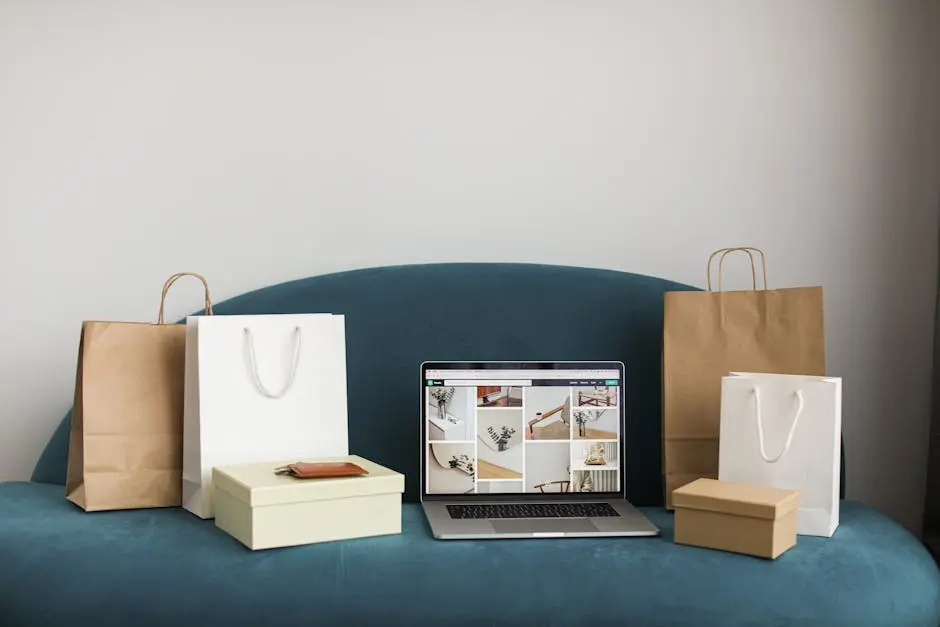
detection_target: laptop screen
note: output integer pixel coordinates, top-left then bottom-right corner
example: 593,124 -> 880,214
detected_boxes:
422,362 -> 623,498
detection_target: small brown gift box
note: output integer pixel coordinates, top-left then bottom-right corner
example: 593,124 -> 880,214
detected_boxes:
672,478 -> 802,559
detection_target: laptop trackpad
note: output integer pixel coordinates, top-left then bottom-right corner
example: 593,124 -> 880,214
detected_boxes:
492,518 -> 599,535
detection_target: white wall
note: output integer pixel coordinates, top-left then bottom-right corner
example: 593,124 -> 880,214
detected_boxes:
525,387 -> 572,427
2,1 -> 939,534
450,387 -> 476,439
428,386 -> 475,439
525,442 -> 571,492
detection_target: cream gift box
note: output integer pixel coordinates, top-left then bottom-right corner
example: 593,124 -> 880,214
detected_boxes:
212,455 -> 404,550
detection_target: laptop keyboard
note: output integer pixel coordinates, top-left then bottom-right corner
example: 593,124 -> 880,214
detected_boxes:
446,502 -> 620,520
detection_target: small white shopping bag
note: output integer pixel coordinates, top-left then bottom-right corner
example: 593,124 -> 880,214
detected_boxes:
718,372 -> 842,537
182,313 -> 349,519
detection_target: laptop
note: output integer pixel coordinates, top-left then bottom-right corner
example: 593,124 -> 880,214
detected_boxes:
420,361 -> 660,539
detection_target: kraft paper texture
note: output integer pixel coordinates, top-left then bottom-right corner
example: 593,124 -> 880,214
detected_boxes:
661,248 -> 826,508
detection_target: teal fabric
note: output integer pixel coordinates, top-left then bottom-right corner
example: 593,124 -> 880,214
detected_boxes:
2,481 -> 939,627
30,262 -> 844,505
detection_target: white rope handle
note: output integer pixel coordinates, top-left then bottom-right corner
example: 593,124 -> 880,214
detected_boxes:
753,386 -> 804,464
243,326 -> 303,399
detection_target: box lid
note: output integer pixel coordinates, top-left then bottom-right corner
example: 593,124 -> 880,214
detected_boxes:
672,478 -> 801,520
212,455 -> 405,507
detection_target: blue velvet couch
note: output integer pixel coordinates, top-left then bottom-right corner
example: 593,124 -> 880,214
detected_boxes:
3,262 -> 940,626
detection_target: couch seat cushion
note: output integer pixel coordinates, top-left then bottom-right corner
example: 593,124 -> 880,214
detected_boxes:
2,481 -> 939,627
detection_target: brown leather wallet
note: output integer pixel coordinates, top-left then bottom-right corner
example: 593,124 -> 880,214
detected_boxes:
274,461 -> 369,479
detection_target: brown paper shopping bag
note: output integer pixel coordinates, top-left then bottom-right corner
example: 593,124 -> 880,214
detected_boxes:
662,248 -> 826,508
65,272 -> 213,511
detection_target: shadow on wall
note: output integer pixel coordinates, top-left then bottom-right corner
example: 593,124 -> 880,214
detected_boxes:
922,199 -> 940,553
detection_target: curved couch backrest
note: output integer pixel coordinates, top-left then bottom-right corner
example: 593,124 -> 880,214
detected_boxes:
32,262 -> 844,506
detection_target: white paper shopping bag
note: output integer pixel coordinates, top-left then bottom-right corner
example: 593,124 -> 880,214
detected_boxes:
718,372 -> 842,537
182,313 -> 349,519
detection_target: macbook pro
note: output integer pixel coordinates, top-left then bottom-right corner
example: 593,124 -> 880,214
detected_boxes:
420,361 -> 660,539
